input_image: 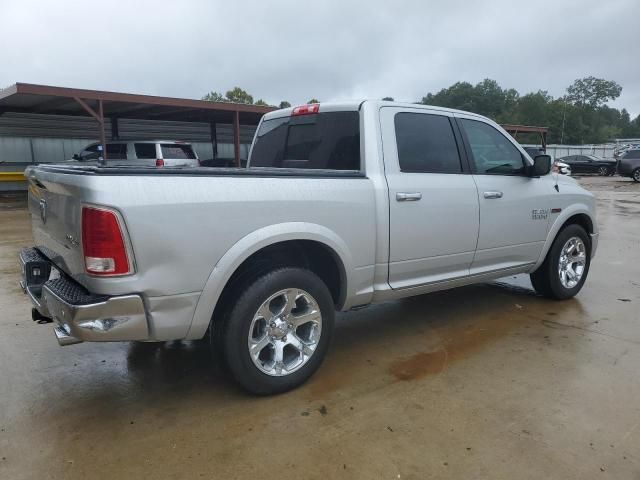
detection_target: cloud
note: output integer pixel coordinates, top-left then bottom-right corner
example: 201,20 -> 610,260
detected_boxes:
2,0 -> 639,115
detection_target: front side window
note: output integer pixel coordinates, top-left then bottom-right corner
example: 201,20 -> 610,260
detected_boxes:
461,119 -> 525,175
394,112 -> 462,173
250,111 -> 360,170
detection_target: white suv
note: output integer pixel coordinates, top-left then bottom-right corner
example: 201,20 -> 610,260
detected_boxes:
72,140 -> 199,167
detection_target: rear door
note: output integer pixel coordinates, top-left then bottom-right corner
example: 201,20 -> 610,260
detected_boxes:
381,107 -> 480,289
456,115 -> 550,273
132,143 -> 157,167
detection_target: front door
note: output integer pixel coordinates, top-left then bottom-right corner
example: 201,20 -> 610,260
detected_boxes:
456,116 -> 551,274
381,107 -> 480,289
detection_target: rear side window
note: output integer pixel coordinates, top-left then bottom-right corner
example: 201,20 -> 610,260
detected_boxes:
160,144 -> 196,159
250,111 -> 360,170
106,143 -> 127,160
135,143 -> 157,159
460,119 -> 525,175
394,113 -> 462,173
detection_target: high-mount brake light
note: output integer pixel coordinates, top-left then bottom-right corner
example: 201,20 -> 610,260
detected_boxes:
81,206 -> 132,276
292,104 -> 320,116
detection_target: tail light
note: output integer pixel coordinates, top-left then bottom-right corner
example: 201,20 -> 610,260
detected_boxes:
81,206 -> 132,276
292,104 -> 319,116
156,159 -> 165,167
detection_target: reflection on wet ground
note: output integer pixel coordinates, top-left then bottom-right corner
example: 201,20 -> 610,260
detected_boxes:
1,178 -> 639,479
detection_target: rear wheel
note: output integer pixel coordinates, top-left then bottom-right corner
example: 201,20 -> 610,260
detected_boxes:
598,166 -> 609,176
217,267 -> 334,395
632,168 -> 640,183
530,224 -> 591,300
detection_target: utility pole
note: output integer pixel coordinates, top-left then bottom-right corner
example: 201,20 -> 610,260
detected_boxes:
560,96 -> 567,145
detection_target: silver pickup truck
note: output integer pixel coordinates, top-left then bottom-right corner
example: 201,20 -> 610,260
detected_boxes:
20,101 -> 598,394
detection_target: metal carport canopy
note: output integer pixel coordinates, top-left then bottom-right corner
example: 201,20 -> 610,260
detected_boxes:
0,83 -> 275,166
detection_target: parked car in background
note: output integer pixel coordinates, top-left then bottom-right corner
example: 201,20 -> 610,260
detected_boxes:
553,160 -> 571,176
616,149 -> 640,182
524,147 -> 570,176
72,140 -> 199,167
555,154 -> 616,176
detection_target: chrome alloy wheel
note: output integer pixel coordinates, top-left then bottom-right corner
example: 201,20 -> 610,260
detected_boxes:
248,288 -> 322,376
558,236 -> 587,289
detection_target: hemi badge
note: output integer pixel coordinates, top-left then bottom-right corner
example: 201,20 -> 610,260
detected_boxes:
551,208 -> 562,213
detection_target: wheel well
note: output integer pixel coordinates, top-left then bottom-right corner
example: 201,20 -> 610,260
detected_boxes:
561,213 -> 593,235
211,240 -> 346,329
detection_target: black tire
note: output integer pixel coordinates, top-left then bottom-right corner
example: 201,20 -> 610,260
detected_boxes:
217,267 -> 334,395
530,224 -> 591,300
632,168 -> 640,183
598,166 -> 609,176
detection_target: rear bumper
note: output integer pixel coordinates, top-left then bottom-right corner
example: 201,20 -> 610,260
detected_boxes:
20,247 -> 149,345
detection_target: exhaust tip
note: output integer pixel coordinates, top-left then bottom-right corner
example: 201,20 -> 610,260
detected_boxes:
53,325 -> 82,346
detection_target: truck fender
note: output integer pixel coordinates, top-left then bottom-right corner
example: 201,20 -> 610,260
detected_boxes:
531,203 -> 595,272
185,222 -> 355,340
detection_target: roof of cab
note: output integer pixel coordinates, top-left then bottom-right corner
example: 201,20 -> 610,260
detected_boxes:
261,100 -> 486,121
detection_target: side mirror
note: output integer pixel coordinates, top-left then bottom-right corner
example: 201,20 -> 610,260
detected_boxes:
530,154 -> 551,177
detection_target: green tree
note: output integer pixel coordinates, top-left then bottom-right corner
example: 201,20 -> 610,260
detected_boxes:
307,98 -> 320,104
279,101 -> 291,109
420,77 -> 630,144
225,87 -> 254,105
254,99 -> 269,106
202,91 -> 227,102
566,77 -> 622,109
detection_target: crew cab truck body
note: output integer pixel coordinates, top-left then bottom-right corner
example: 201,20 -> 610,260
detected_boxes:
20,101 -> 598,394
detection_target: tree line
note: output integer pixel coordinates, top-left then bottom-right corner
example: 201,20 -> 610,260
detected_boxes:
203,77 -> 640,144
202,87 -> 317,110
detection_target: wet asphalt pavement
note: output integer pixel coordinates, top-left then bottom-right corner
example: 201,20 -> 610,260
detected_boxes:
0,176 -> 639,479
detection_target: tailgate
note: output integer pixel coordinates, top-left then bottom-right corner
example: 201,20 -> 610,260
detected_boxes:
27,167 -> 87,281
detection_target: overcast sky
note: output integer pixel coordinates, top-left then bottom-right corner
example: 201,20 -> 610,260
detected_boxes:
2,0 -> 639,115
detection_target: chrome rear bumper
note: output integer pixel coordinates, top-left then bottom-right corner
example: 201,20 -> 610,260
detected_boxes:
20,247 -> 149,345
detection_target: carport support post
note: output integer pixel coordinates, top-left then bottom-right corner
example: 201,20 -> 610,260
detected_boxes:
233,110 -> 241,167
73,96 -> 107,165
98,101 -> 107,163
111,116 -> 119,140
210,122 -> 218,159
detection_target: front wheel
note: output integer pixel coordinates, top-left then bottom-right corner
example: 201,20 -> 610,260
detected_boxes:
217,267 -> 335,395
530,224 -> 591,300
598,166 -> 609,176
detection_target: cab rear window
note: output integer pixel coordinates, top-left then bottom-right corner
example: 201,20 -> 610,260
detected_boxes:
160,144 -> 196,159
250,111 -> 360,170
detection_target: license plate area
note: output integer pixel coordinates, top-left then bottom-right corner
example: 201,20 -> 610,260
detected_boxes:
20,248 -> 59,293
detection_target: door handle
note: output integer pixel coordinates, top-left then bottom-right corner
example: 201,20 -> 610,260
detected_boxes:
396,192 -> 422,202
483,191 -> 503,199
